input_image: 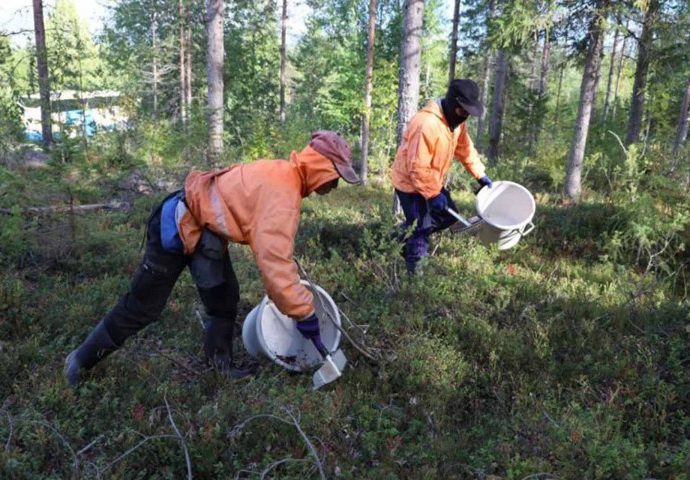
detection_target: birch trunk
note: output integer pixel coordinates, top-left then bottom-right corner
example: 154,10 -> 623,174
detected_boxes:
396,0 -> 424,147
476,0 -> 495,147
279,0 -> 288,124
673,78 -> 690,155
32,0 -> 52,148
602,27 -> 619,125
179,0 -> 187,127
625,0 -> 659,145
564,0 -> 608,200
532,31 -> 551,148
186,8 -> 192,114
488,48 -> 508,161
207,0 -> 224,161
360,0 -> 377,185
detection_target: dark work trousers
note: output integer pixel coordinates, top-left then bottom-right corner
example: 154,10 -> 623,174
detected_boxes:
395,187 -> 458,272
101,198 -> 240,347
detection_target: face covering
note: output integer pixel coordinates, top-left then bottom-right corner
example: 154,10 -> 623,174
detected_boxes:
441,98 -> 467,131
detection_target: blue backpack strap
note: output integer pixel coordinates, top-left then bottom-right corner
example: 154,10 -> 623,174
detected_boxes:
160,191 -> 185,254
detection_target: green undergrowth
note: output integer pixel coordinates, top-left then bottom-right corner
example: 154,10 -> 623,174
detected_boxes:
0,155 -> 689,479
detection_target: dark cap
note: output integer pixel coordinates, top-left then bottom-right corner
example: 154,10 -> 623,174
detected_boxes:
309,131 -> 361,184
446,79 -> 484,117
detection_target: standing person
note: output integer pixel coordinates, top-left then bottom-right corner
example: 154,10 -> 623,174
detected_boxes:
392,79 -> 493,274
65,131 -> 361,385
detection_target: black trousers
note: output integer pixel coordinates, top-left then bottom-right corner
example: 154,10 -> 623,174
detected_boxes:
101,199 -> 240,347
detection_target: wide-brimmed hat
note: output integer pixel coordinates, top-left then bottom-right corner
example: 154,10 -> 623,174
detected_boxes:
309,131 -> 361,184
447,79 -> 484,117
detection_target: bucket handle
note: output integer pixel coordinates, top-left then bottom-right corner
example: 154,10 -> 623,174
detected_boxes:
520,221 -> 535,236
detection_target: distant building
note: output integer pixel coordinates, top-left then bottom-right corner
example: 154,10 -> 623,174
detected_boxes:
21,90 -> 128,141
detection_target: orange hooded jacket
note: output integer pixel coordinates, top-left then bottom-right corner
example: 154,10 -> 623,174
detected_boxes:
177,146 -> 340,319
392,100 -> 486,199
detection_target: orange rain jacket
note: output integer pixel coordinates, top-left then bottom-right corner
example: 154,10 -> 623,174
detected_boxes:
177,146 -> 340,320
392,100 -> 486,199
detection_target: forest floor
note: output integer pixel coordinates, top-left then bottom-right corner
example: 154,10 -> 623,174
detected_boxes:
0,152 -> 689,479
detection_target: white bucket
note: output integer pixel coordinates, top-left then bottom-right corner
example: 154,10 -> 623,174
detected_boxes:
475,181 -> 536,250
241,281 -> 342,372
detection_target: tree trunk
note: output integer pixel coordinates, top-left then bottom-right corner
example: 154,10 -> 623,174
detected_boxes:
448,0 -> 461,83
602,27 -> 619,125
476,0 -> 495,147
207,0 -> 224,161
532,31 -> 551,148
625,0 -> 659,145
612,18 -> 629,122
396,0 -> 424,147
179,0 -> 187,127
554,60 -> 565,129
476,53 -> 492,145
564,0 -> 608,201
279,0 -> 288,124
32,0 -> 52,148
151,11 -> 159,119
360,0 -> 377,185
488,48 -> 508,162
186,6 -> 193,115
673,78 -> 690,155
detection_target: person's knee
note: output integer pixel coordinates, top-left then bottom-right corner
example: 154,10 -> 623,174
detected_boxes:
199,282 -> 239,319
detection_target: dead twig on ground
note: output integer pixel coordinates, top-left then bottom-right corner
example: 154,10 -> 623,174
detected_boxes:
164,393 -> 193,480
230,406 -> 326,480
295,257 -> 380,364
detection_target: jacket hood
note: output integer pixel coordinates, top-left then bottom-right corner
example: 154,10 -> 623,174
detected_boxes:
421,100 -> 451,128
291,146 -> 341,197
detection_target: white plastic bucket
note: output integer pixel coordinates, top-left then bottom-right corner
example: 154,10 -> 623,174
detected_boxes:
241,281 -> 342,372
475,181 -> 535,250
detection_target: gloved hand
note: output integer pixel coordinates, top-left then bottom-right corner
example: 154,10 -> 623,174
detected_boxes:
296,313 -> 328,357
478,175 -> 493,189
428,193 -> 449,212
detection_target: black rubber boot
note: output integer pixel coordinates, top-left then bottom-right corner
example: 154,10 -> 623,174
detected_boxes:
203,315 -> 258,380
64,320 -> 119,386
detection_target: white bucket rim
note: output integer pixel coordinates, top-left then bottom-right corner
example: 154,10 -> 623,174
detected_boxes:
253,281 -> 341,372
475,181 -> 535,230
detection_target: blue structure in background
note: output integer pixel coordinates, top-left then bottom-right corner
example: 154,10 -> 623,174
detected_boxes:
64,109 -> 97,136
21,90 -> 125,142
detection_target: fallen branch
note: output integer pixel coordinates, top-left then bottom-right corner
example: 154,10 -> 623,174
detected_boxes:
230,407 -> 326,480
0,201 -> 130,215
295,257 -> 380,364
164,394 -> 193,480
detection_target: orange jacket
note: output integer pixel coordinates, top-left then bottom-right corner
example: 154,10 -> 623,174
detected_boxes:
392,100 -> 486,199
177,146 -> 340,319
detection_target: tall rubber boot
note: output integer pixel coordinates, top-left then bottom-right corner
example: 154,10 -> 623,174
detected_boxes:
64,320 -> 119,386
203,315 -> 257,380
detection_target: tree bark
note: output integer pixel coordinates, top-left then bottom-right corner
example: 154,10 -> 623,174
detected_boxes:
179,0 -> 187,127
602,27 -> 619,125
448,0 -> 461,83
32,0 -> 52,148
673,78 -> 690,155
476,0 -> 495,147
151,11 -> 159,119
488,48 -> 508,162
625,0 -> 659,145
554,60 -> 565,128
396,0 -> 424,147
360,0 -> 377,185
186,7 -> 193,115
564,0 -> 608,201
279,0 -> 288,124
207,0 -> 224,161
532,30 -> 551,148
612,18 -> 629,122
476,53 -> 492,145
